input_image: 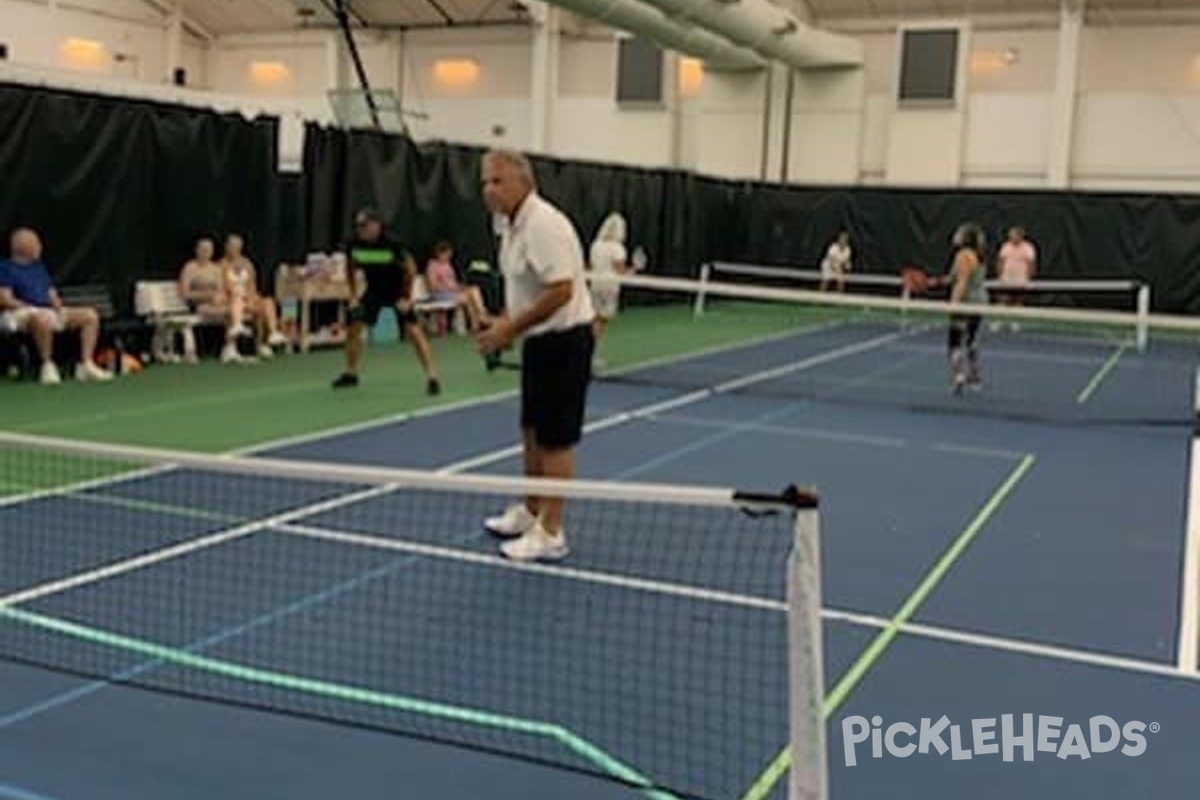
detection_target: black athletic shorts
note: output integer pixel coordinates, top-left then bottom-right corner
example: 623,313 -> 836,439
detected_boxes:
349,282 -> 418,328
948,314 -> 981,350
521,323 -> 595,449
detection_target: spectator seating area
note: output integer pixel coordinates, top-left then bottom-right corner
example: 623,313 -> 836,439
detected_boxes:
1,261 -> 488,382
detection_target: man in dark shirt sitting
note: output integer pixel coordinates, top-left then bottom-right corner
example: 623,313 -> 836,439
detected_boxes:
331,208 -> 441,395
0,228 -> 112,385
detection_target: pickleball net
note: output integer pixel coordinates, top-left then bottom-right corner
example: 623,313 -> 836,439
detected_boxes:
0,431 -> 825,800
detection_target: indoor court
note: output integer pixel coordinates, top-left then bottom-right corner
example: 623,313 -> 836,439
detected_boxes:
2,1 -> 1200,799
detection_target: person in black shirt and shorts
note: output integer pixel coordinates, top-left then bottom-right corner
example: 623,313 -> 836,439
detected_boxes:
332,208 -> 441,394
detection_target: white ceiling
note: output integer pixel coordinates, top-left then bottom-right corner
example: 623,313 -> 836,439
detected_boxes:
151,0 -> 1200,37
178,0 -> 531,35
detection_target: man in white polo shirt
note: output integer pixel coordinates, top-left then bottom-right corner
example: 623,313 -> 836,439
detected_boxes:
475,148 -> 596,562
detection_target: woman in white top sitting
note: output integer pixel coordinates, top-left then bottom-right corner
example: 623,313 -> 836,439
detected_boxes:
820,230 -> 852,292
221,234 -> 288,360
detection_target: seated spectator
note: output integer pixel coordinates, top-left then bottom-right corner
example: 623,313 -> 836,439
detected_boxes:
221,233 -> 287,358
0,227 -> 113,385
178,236 -> 245,363
424,240 -> 486,332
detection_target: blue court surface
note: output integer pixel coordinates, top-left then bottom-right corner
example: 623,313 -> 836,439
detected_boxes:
2,319 -> 1199,800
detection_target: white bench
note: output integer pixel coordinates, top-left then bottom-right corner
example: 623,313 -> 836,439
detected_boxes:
134,280 -> 208,363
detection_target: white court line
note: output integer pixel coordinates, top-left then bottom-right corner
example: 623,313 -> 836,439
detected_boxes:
437,329 -> 909,474
824,608 -> 1200,684
1177,433 -> 1200,673
0,484 -> 398,609
931,443 -> 1027,461
233,318 -> 849,458
0,327 -> 873,608
0,317 -> 851,510
276,520 -> 1200,684
277,522 -> 787,613
0,324 -> 896,664
891,341 -> 1130,368
635,414 -> 907,450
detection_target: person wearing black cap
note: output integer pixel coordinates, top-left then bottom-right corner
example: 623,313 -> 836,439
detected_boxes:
332,208 -> 441,394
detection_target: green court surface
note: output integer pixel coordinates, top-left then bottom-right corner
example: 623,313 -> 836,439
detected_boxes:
0,302 -> 824,455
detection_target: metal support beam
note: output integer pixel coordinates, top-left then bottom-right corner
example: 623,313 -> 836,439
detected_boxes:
329,0 -> 382,130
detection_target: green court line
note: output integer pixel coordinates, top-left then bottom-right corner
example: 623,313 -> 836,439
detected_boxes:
739,454 -> 1036,800
0,475 -> 238,523
0,605 -> 678,800
59,491 -> 238,523
1076,342 -> 1128,404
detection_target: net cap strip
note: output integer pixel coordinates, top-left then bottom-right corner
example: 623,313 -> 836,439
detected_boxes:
0,431 -> 810,511
625,273 -> 1196,333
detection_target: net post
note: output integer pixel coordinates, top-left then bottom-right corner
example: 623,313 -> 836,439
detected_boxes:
694,263 -> 711,318
1136,283 -> 1150,352
787,494 -> 828,800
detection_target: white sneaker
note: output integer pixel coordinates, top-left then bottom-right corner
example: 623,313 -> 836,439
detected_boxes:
500,521 -> 569,563
267,331 -> 289,347
221,344 -> 242,363
484,503 -> 537,538
39,362 -> 62,385
229,323 -> 252,339
75,361 -> 113,382
258,344 -> 274,360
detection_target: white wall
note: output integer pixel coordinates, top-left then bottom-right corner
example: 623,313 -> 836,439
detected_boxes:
786,68 -> 866,186
3,1 -> 1199,194
850,21 -> 1200,192
680,68 -> 768,180
553,37 -> 674,168
209,32 -> 331,98
1072,24 -> 1200,190
0,0 -> 208,84
398,27 -> 533,149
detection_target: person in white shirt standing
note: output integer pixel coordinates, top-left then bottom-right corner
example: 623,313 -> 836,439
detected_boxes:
587,212 -> 645,366
819,231 -> 852,292
994,226 -> 1037,330
476,148 -> 596,563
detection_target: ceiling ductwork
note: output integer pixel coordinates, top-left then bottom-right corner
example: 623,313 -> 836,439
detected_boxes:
641,0 -> 865,68
546,0 -> 767,70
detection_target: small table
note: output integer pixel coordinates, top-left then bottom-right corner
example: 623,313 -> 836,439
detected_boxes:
274,265 -> 363,353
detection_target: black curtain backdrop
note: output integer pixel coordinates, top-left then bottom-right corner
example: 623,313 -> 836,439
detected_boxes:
0,83 -> 278,313
3,80 -> 1198,316
303,124 -> 1200,312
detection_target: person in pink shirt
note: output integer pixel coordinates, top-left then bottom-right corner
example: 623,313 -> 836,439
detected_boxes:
424,240 -> 486,333
993,226 -> 1037,330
